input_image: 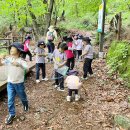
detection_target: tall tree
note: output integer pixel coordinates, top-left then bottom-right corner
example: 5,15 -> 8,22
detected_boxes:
44,0 -> 54,35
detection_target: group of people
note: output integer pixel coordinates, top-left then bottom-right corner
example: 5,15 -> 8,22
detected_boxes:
0,25 -> 94,125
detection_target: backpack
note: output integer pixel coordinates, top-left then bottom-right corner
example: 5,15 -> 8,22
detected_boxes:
47,31 -> 55,41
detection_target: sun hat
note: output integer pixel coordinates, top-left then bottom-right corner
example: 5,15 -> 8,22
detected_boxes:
10,42 -> 24,52
37,40 -> 46,47
48,25 -> 55,31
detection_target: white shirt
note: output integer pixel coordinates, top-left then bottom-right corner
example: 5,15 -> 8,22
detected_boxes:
83,44 -> 93,59
2,57 -> 28,83
76,39 -> 83,50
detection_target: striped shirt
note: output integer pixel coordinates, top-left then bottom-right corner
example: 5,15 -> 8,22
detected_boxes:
34,47 -> 45,63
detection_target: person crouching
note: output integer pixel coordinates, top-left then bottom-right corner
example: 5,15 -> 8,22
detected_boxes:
65,70 -> 82,102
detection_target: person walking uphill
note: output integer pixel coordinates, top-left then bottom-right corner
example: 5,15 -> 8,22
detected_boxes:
46,25 -> 57,62
81,37 -> 93,80
0,42 -> 28,125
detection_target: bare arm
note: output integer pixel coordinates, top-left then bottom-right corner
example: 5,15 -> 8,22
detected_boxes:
58,60 -> 67,68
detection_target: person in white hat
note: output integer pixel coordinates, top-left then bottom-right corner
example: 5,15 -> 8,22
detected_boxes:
46,25 -> 57,62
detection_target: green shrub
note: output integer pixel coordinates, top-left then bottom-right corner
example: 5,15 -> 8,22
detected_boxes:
107,41 -> 130,87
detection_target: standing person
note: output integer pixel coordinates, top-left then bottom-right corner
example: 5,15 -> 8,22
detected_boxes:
75,35 -> 84,61
65,37 -> 75,70
72,34 -> 78,59
81,37 -> 93,80
0,42 -> 28,125
46,25 -> 57,62
22,36 -> 32,61
65,71 -> 82,102
53,42 -> 67,91
34,40 -> 48,83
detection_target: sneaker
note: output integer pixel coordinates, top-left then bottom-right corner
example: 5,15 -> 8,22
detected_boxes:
5,115 -> 16,125
88,74 -> 94,77
66,96 -> 71,102
54,85 -> 58,88
23,104 -> 28,112
42,78 -> 48,81
36,80 -> 40,83
81,77 -> 88,80
75,95 -> 80,101
57,87 -> 64,92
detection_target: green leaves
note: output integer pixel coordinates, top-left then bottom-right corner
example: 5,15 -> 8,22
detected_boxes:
107,41 -> 130,86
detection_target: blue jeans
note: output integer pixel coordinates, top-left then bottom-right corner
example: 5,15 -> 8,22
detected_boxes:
55,71 -> 64,89
7,82 -> 28,116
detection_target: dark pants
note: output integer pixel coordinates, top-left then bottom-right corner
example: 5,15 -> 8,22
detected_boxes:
55,71 -> 64,89
22,51 -> 32,61
83,58 -> 93,78
66,57 -> 75,70
47,41 -> 55,53
77,50 -> 82,59
73,50 -> 77,58
36,63 -> 46,80
68,89 -> 78,96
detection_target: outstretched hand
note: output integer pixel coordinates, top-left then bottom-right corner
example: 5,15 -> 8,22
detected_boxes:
12,61 -> 20,67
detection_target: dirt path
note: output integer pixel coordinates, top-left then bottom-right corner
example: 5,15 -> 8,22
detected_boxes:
0,57 -> 130,130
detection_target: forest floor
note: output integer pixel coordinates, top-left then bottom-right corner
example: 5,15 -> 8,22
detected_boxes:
0,57 -> 130,130
0,31 -> 130,130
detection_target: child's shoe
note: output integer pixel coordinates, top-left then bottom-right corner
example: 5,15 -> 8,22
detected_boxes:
23,104 -> 28,112
81,77 -> 88,80
42,78 -> 48,81
5,115 -> 16,125
54,85 -> 58,88
36,80 -> 40,83
66,96 -> 71,102
57,87 -> 64,92
75,95 -> 80,101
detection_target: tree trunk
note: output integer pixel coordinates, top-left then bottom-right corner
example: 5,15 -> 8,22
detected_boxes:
54,1 -> 58,26
44,0 -> 54,35
27,0 -> 39,40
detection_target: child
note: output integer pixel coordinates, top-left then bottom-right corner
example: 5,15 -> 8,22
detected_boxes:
65,70 -> 82,101
81,37 -> 93,80
75,34 -> 84,61
0,42 -> 28,125
65,37 -> 75,70
22,36 -> 32,61
74,34 -> 83,60
34,40 -> 48,83
72,34 -> 78,59
53,42 -> 67,91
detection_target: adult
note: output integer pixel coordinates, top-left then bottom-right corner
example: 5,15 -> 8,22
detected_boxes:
22,36 -> 32,61
46,25 -> 57,62
81,37 -> 93,80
